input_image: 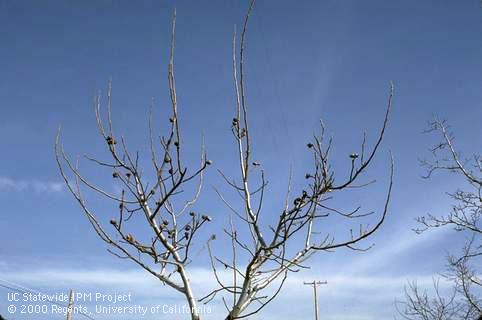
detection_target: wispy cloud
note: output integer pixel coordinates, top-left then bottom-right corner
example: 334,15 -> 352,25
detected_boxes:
334,215 -> 452,277
0,176 -> 63,193
0,213 -> 454,319
0,266 -> 448,320
1,266 -> 436,290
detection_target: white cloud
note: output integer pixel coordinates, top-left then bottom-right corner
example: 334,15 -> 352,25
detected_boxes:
0,222 -> 455,319
0,176 -> 63,193
334,217 -> 452,277
4,267 -> 425,298
0,266 -> 447,320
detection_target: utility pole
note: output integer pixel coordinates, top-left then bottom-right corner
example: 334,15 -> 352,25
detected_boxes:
304,280 -> 327,320
66,289 -> 74,320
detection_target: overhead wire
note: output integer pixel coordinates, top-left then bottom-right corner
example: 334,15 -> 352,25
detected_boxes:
0,278 -> 96,320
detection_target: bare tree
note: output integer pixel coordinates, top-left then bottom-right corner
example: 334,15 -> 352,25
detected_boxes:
397,279 -> 467,320
397,118 -> 481,320
201,2 -> 394,319
56,2 -> 394,319
56,10 -> 210,320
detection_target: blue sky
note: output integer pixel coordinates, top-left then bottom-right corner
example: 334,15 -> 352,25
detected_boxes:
0,0 -> 481,319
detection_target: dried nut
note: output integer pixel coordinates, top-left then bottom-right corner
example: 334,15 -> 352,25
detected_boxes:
201,215 -> 212,222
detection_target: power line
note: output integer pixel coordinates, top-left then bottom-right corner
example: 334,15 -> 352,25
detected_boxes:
0,279 -> 96,320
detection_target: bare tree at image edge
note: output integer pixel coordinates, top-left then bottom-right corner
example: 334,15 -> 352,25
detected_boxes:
55,2 -> 395,319
396,118 -> 481,320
